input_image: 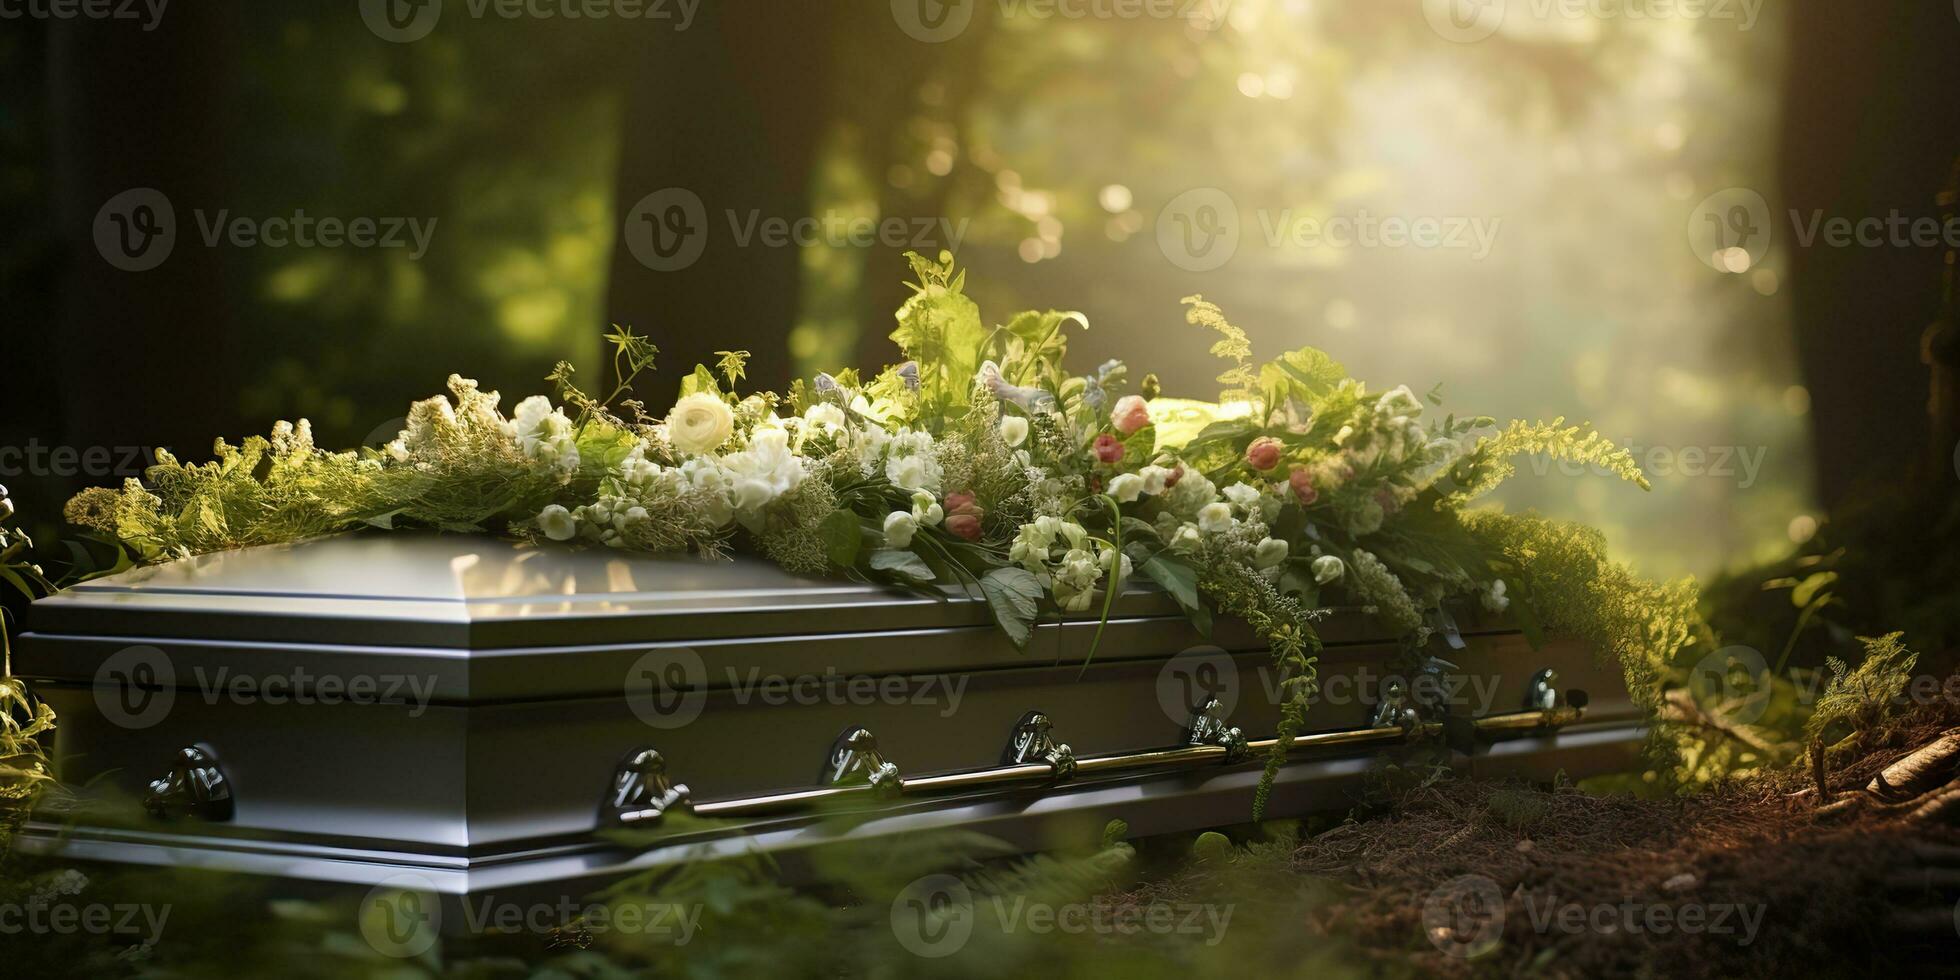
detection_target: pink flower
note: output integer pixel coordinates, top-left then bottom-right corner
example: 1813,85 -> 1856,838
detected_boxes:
945,513 -> 983,541
1110,395 -> 1150,436
945,491 -> 979,517
1289,466 -> 1318,506
1245,436 -> 1282,471
1163,465 -> 1184,489
1092,434 -> 1124,464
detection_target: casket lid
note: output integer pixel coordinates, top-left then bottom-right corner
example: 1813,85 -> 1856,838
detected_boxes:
23,531 -> 1191,649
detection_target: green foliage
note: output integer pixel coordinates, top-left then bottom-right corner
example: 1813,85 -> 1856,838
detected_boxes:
1454,417 -> 1653,501
892,250 -> 987,418
1805,631 -> 1918,746
1182,294 -> 1259,403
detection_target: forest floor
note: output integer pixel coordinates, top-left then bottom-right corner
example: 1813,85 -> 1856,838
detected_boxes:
1118,697 -> 1960,978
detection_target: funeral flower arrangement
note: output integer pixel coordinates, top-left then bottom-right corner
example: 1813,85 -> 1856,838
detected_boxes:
63,254 -> 1695,814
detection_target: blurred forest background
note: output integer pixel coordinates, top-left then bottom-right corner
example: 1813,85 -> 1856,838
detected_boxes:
1,0 -> 1956,585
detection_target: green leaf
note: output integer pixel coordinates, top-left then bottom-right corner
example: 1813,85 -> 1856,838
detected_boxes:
869,549 -> 935,583
979,567 -> 1044,649
1260,346 -> 1347,405
820,510 -> 862,569
1790,571 -> 1838,609
1140,550 -> 1211,637
677,364 -> 722,401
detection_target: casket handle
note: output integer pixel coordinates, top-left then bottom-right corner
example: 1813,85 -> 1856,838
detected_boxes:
143,744 -> 233,822
629,699 -> 1588,826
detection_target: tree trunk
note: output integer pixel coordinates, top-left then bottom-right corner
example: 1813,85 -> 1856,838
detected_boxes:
1779,3 -> 1960,507
603,0 -> 835,400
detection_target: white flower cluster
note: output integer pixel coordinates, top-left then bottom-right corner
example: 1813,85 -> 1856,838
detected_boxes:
510,395 -> 581,481
530,392 -> 810,543
1333,384 -> 1460,473
1008,516 -> 1132,612
882,490 -> 944,548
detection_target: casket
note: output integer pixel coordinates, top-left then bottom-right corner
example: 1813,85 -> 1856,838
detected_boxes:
12,534 -> 1643,902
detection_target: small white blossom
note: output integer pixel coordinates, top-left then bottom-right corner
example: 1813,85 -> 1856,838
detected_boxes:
1482,578 -> 1510,613
1312,555 -> 1345,585
999,415 -> 1029,448
1254,538 -> 1289,569
1138,465 -> 1174,496
1196,502 -> 1234,534
536,504 -> 578,542
910,490 -> 944,526
1222,482 -> 1261,514
1107,472 -> 1144,503
883,427 -> 943,492
884,511 -> 918,548
1375,384 -> 1424,419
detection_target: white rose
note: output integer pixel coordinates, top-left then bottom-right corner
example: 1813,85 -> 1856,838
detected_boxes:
884,511 -> 918,548
666,393 -> 735,455
1311,555 -> 1344,584
1254,538 -> 1289,568
536,504 -> 578,542
999,415 -> 1029,448
1196,502 -> 1233,534
1138,465 -> 1172,496
1107,472 -> 1144,503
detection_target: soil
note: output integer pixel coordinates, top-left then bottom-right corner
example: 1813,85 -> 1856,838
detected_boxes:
1131,701 -> 1960,978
